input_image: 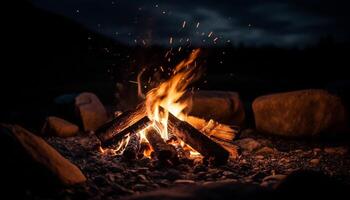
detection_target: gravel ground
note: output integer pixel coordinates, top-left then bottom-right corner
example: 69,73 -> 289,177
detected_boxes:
37,130 -> 350,200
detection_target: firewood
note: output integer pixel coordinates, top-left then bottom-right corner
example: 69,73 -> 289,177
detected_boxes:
145,127 -> 178,164
100,116 -> 150,148
96,103 -> 146,143
210,138 -> 239,159
174,145 -> 191,160
186,116 -> 238,142
166,109 -> 229,165
123,133 -> 140,160
138,141 -> 152,159
166,136 -> 191,160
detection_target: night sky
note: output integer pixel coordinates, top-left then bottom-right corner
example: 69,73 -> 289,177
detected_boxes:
32,0 -> 349,47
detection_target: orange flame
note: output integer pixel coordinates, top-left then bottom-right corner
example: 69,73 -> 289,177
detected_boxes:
144,49 -> 201,140
109,49 -> 202,158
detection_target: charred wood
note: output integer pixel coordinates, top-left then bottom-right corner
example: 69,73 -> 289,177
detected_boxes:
123,133 -> 141,160
100,116 -> 150,148
166,109 -> 229,165
145,127 -> 178,164
96,103 -> 146,143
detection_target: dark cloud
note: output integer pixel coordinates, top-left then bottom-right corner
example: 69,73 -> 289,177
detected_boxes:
32,0 -> 350,46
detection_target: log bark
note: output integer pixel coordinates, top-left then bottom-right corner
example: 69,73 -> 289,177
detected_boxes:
100,116 -> 150,148
145,127 -> 178,164
96,103 -> 146,143
166,109 -> 229,165
123,133 -> 140,160
210,138 -> 239,159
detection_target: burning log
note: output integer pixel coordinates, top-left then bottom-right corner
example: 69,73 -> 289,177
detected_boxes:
166,109 -> 229,165
166,137 -> 191,160
96,103 -> 146,143
100,116 -> 150,148
123,133 -> 140,160
185,116 -> 239,159
138,141 -> 152,159
210,138 -> 239,159
185,116 -> 238,142
145,127 -> 178,164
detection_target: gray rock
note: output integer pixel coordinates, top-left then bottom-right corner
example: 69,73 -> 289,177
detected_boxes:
253,89 -> 348,137
42,116 -> 79,138
75,92 -> 108,131
255,147 -> 275,155
1,124 -> 86,186
324,146 -> 348,156
189,90 -> 245,125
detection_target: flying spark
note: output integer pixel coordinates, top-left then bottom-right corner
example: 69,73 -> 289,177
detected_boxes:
182,21 -> 186,28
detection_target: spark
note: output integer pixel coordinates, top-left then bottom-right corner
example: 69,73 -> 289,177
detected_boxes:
165,50 -> 171,58
196,22 -> 200,28
213,37 -> 218,43
169,37 -> 173,45
208,31 -> 213,38
178,46 -> 182,52
182,21 -> 186,28
129,80 -> 138,84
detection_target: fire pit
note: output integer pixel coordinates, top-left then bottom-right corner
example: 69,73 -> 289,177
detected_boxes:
96,49 -> 238,166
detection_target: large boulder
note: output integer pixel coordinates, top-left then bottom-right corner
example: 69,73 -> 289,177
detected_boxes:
42,116 -> 79,137
189,91 -> 245,125
75,92 -> 108,132
0,124 -> 86,187
252,89 -> 348,137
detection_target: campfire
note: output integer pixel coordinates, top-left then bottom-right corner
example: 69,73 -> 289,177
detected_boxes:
96,49 -> 239,165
